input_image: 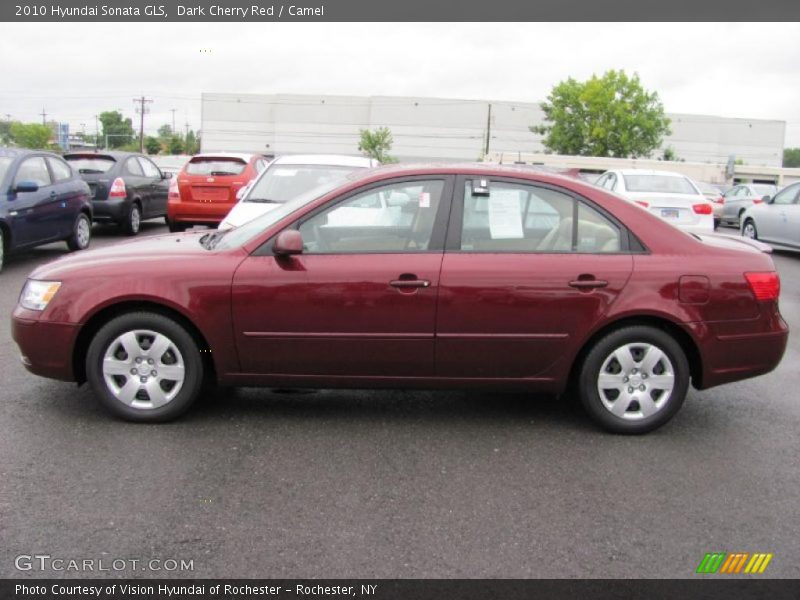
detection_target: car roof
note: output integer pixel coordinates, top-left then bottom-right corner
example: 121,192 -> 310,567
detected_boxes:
614,169 -> 688,178
190,152 -> 258,161
271,154 -> 378,167
0,147 -> 54,158
64,150 -> 142,160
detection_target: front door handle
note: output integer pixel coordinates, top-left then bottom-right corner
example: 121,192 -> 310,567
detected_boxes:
390,279 -> 431,289
569,279 -> 608,289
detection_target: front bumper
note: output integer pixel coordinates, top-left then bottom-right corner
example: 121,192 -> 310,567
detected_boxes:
11,307 -> 80,382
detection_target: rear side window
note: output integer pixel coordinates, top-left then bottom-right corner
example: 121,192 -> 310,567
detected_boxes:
460,181 -> 621,253
138,157 -> 161,178
14,157 -> 52,188
125,158 -> 144,176
64,156 -> 115,174
48,157 -> 72,182
185,158 -> 247,176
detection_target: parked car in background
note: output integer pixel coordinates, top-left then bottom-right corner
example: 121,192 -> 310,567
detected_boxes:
694,181 -> 726,229
720,183 -> 779,228
595,169 -> 714,232
64,151 -> 171,236
741,182 -> 800,251
167,153 -> 269,232
12,164 -> 787,434
0,148 -> 92,272
219,154 -> 378,230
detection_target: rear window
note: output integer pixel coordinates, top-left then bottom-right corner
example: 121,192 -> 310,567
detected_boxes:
65,155 -> 116,174
185,158 -> 247,176
623,174 -> 698,195
0,157 -> 12,183
246,164 -> 358,204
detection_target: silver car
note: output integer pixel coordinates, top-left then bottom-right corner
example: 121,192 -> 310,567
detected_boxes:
721,183 -> 778,227
741,182 -> 800,251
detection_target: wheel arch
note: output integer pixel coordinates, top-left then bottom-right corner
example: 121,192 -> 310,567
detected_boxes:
72,300 -> 216,386
567,315 -> 704,390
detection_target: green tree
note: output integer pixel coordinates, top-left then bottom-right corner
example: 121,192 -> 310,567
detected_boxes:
168,136 -> 185,154
185,130 -> 200,154
531,70 -> 671,158
358,127 -> 396,163
783,148 -> 800,168
144,136 -> 161,155
0,120 -> 13,145
98,110 -> 134,149
157,124 -> 173,140
9,122 -> 52,149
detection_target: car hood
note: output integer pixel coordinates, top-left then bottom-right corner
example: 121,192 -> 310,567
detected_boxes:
30,232 -> 220,279
219,201 -> 281,229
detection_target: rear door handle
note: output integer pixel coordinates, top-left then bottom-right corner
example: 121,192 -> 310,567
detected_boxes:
390,279 -> 431,288
569,279 -> 608,289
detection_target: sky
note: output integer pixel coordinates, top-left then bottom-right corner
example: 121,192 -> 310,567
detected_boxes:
1,22 -> 799,147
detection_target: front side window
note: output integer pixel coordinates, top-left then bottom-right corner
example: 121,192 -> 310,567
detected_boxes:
14,157 -> 51,188
460,181 -> 621,253
771,184 -> 800,206
298,180 -> 444,253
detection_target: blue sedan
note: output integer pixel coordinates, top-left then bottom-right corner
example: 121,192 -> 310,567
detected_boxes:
0,147 -> 93,272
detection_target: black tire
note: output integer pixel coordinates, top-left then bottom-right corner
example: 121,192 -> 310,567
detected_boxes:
578,326 -> 690,434
742,218 -> 758,240
713,218 -> 720,230
167,218 -> 187,233
66,212 -> 92,251
85,312 -> 204,422
737,209 -> 747,228
122,202 -> 142,236
0,227 -> 5,272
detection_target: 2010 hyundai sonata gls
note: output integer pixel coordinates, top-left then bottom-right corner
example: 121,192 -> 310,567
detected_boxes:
12,164 -> 788,433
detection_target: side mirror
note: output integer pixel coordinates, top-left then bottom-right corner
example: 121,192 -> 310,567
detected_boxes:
161,171 -> 173,180
273,230 -> 303,256
762,195 -> 772,204
14,181 -> 39,193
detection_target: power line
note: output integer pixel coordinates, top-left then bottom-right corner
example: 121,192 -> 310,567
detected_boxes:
133,96 -> 153,152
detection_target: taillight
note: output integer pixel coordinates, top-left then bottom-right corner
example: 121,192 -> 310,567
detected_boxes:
634,200 -> 649,208
692,203 -> 713,215
168,177 -> 180,200
745,272 -> 780,301
714,196 -> 725,205
109,177 -> 126,198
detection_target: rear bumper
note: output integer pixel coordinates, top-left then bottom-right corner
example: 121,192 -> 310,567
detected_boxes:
91,197 -> 129,222
688,308 -> 789,389
11,307 -> 79,382
168,199 -> 233,225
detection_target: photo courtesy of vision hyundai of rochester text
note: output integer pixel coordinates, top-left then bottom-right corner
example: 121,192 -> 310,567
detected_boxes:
11,164 -> 788,434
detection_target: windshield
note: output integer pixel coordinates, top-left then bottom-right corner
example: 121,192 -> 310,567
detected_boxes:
64,156 -> 115,174
245,164 -> 357,203
0,157 -> 12,182
185,158 -> 247,176
213,178 -> 346,250
623,174 -> 698,195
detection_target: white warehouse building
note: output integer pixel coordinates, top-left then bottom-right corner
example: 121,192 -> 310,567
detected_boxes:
200,93 -> 786,167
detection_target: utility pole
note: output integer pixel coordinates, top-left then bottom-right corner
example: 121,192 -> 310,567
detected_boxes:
185,121 -> 190,153
40,108 -> 47,125
170,108 -> 177,134
4,113 -> 11,122
94,114 -> 100,148
484,103 -> 492,157
133,96 -> 153,152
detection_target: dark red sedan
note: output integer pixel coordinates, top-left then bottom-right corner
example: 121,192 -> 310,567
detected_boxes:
12,164 -> 788,433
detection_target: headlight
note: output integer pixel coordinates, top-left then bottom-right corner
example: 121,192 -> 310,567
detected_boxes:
20,280 -> 62,311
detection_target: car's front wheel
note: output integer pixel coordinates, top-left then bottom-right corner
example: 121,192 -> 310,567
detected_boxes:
578,326 -> 690,434
86,312 -> 204,422
742,219 -> 758,240
66,213 -> 92,251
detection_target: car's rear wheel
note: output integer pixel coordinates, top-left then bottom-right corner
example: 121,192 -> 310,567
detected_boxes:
578,326 -> 689,434
66,213 -> 92,251
86,312 -> 204,422
742,219 -> 758,240
122,202 -> 142,236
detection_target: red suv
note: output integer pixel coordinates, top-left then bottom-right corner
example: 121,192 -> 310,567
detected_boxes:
12,164 -> 788,433
167,153 -> 269,231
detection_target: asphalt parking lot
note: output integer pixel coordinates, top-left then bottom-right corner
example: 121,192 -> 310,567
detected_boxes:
1,222 -> 798,579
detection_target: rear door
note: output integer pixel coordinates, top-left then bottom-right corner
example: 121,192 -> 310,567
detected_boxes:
46,156 -> 82,236
123,157 -> 149,209
760,184 -> 799,245
436,177 -> 633,381
138,156 -> 167,217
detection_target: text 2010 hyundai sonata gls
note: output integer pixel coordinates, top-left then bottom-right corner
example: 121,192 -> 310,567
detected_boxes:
12,164 -> 788,433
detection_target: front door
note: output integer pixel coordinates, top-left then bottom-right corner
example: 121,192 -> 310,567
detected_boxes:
231,177 -> 453,377
10,155 -> 59,246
